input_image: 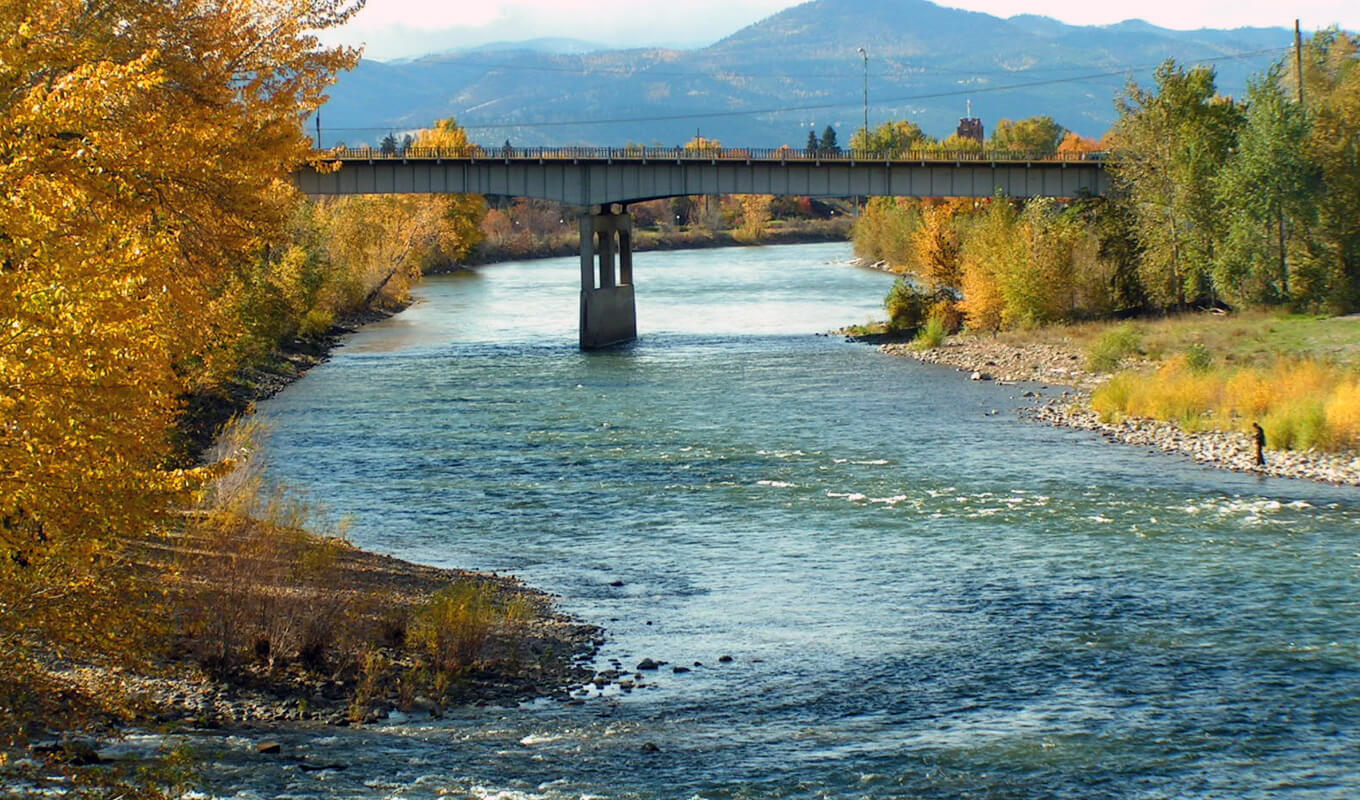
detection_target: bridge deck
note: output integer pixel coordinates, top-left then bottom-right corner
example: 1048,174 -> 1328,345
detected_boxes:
296,146 -> 1109,205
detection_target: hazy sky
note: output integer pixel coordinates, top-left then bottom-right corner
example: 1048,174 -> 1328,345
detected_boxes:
324,0 -> 1358,61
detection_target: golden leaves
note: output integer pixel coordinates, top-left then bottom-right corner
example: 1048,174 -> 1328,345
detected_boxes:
0,0 -> 360,668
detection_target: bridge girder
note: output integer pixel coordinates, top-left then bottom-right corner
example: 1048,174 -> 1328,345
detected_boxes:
295,157 -> 1108,205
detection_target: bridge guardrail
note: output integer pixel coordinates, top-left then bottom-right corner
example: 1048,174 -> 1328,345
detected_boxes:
313,145 -> 1107,164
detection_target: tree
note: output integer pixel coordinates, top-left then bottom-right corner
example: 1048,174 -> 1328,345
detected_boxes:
850,120 -> 931,155
1109,60 -> 1242,307
421,116 -> 481,155
819,125 -> 840,154
685,135 -> 722,153
806,129 -> 819,153
933,133 -> 985,153
911,203 -> 964,330
737,195 -> 774,242
1057,131 -> 1105,155
1214,70 -> 1319,306
989,116 -> 1066,155
1298,29 -> 1360,311
380,132 -> 399,155
854,197 -> 923,270
0,0 -> 361,720
960,198 -> 1021,334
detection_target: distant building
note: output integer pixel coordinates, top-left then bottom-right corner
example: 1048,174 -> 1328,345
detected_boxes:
957,99 -> 984,143
957,117 -> 984,143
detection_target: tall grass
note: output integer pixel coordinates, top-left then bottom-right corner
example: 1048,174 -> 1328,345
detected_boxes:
176,418 -> 354,674
1092,357 -> 1360,451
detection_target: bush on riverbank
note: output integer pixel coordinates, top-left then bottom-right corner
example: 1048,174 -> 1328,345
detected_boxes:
1092,357 -> 1360,451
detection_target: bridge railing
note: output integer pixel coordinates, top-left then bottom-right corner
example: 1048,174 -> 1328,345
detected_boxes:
314,145 -> 1107,164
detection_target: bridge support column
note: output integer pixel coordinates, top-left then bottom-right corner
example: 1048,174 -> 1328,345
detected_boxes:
579,206 -> 636,349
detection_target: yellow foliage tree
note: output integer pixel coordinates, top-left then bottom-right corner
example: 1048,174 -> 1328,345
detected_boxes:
0,0 -> 360,720
911,203 -> 964,330
960,199 -> 1022,335
737,195 -> 775,242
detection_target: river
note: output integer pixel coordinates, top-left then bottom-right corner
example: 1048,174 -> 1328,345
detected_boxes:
197,242 -> 1359,798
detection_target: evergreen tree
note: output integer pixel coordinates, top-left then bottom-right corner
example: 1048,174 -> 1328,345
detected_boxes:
806,129 -> 819,153
819,125 -> 840,154
380,132 -> 399,156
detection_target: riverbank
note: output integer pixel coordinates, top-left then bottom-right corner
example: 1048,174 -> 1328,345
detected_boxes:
881,333 -> 1360,487
36,538 -> 600,731
6,295 -> 610,783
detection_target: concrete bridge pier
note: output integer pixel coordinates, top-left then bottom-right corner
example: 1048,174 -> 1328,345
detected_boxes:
579,205 -> 636,349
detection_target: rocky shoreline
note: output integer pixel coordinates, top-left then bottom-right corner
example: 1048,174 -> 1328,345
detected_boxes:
882,336 -> 1360,487
41,546 -> 602,733
14,300 -> 609,770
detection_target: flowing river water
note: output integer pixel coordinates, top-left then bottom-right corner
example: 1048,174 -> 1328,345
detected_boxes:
190,242 -> 1357,798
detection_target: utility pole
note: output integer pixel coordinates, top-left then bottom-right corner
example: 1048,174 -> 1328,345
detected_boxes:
857,47 -> 869,144
314,113 -> 321,149
1294,20 -> 1305,105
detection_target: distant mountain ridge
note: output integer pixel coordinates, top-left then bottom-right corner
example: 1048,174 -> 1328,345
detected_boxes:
317,0 -> 1295,147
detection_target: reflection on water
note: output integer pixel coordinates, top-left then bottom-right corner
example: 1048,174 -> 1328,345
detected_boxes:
206,242 -> 1360,798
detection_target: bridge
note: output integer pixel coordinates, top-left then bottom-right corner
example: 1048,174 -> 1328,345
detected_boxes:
295,146 -> 1109,348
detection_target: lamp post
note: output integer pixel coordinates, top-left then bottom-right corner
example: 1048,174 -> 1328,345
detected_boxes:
857,47 -> 868,142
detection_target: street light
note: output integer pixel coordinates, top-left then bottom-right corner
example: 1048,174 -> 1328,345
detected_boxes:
857,47 -> 868,143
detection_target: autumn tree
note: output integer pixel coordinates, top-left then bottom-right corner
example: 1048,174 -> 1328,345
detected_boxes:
1297,29 -> 1360,311
989,116 -> 1066,155
0,0 -> 360,729
850,120 -> 932,155
1056,131 -> 1105,155
737,195 -> 775,242
853,197 -> 923,271
911,203 -> 964,330
960,198 -> 1022,334
933,133 -> 985,153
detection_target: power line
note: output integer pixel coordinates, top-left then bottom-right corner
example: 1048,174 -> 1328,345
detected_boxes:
323,45 -> 1289,134
389,45 -> 1289,81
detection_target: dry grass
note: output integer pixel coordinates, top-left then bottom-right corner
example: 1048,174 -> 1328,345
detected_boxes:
1093,357 -> 1360,451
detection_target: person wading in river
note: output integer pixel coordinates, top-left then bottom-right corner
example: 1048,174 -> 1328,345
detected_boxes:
1252,422 -> 1267,467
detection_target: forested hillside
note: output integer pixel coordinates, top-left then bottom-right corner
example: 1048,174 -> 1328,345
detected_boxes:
317,0 -> 1292,146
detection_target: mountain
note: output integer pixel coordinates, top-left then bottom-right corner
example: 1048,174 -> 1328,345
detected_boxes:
316,0 -> 1294,148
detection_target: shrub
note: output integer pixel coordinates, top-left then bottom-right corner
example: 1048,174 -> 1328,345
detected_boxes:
1183,342 -> 1214,372
884,278 -> 930,333
1091,357 -> 1360,452
1323,380 -> 1360,450
914,313 -> 948,350
408,582 -> 531,676
1086,324 -> 1142,372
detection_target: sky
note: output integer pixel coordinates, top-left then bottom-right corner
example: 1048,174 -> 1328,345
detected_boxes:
323,0 -> 1359,61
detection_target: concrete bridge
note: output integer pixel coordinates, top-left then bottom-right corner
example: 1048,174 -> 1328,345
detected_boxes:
295,146 -> 1109,348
